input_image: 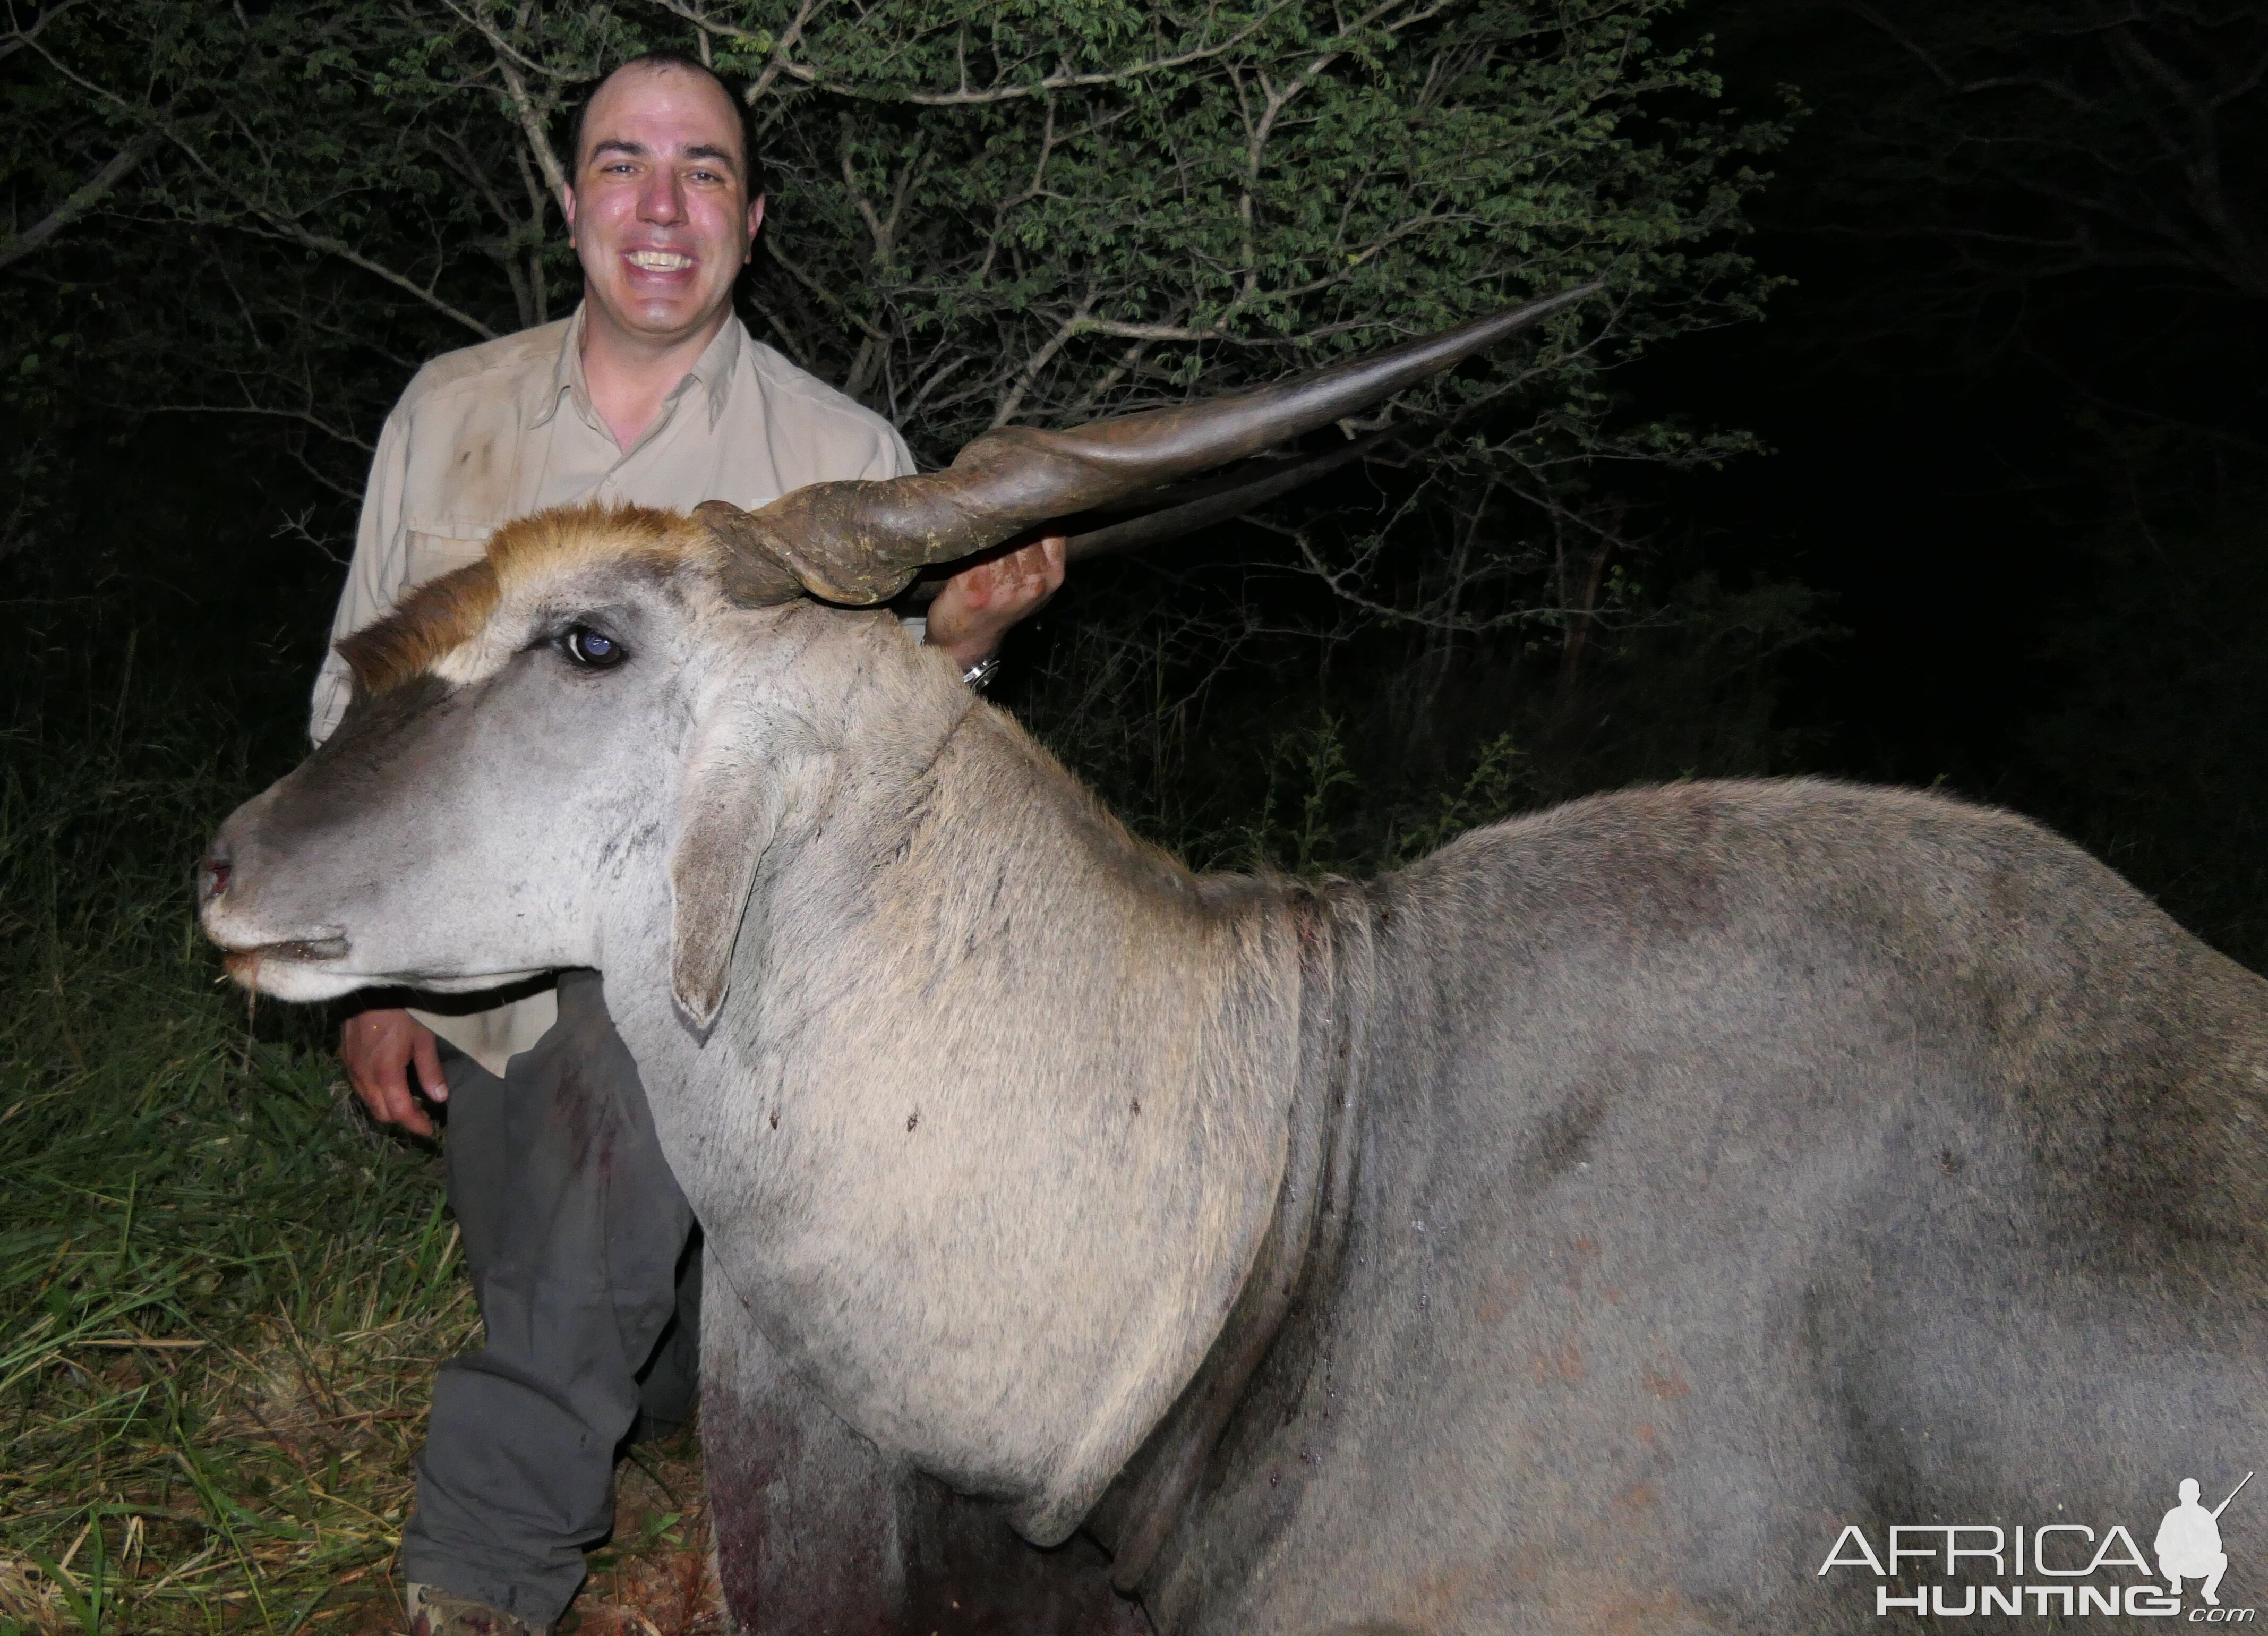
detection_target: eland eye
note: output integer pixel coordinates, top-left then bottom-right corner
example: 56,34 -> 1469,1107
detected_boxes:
562,625 -> 626,669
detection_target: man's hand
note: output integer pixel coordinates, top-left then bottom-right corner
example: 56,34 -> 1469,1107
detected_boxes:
340,1007 -> 448,1137
926,534 -> 1066,670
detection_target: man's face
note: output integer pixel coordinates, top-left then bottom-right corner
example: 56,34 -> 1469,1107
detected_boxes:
562,65 -> 763,348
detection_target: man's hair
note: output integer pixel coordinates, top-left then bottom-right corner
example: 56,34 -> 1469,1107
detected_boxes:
567,52 -> 766,198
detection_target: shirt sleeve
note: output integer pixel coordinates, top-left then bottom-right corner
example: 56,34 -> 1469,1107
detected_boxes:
309,404 -> 414,745
865,422 -> 918,480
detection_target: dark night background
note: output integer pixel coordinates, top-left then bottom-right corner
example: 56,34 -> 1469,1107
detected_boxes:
1705,1 -> 2267,956
1,3 -> 2265,1618
9,0 -> 2259,948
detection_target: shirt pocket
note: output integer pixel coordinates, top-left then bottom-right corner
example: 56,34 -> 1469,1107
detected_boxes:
403,519 -> 504,591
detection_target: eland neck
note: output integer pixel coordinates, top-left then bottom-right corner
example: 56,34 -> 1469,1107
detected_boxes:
599,615 -> 1312,1544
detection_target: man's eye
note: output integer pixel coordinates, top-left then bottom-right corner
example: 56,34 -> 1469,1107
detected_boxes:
562,626 -> 626,669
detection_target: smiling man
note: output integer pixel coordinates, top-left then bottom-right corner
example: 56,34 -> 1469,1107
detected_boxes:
309,53 -> 1062,1636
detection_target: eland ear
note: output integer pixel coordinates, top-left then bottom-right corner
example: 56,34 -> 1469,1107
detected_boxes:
669,748 -> 778,1033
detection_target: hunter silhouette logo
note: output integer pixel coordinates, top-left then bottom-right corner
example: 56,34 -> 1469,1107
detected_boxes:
2160,1474 -> 2249,1607
1818,1471 -> 2256,1618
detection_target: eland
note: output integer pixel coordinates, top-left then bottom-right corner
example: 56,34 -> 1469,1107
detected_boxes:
200,292 -> 2268,1633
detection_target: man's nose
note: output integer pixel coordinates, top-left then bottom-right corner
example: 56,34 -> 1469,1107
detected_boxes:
637,169 -> 686,224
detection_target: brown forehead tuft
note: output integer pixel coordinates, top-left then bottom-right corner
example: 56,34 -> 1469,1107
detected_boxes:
335,502 -> 717,697
335,558 -> 503,700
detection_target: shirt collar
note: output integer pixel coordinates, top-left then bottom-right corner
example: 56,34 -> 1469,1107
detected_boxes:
527,304 -> 744,432
526,305 -> 586,431
691,312 -> 743,428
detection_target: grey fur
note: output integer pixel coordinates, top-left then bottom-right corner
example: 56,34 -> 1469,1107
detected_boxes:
202,541 -> 2268,1633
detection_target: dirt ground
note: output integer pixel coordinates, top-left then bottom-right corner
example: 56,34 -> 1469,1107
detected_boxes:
557,1428 -> 728,1636
335,1428 -> 726,1636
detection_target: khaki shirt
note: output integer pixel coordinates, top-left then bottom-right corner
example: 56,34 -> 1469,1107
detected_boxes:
313,306 -> 915,1070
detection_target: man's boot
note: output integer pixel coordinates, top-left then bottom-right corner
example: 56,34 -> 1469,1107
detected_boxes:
404,1582 -> 549,1636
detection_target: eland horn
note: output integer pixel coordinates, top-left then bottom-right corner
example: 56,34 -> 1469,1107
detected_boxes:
697,282 -> 1602,606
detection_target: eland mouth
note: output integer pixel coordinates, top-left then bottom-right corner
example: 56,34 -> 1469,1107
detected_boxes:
216,934 -> 352,987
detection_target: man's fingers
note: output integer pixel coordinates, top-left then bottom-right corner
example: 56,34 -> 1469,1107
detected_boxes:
977,536 -> 1063,612
339,1010 -> 439,1136
349,1078 -> 390,1124
1009,535 -> 1067,611
964,537 -> 1064,608
926,535 -> 1066,665
412,1028 -> 448,1103
370,1059 -> 433,1136
358,1061 -> 432,1136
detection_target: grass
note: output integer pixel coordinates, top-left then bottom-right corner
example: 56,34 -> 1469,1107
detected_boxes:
0,662 -> 720,1633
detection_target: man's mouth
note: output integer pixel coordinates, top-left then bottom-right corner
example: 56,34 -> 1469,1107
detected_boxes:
625,250 -> 695,272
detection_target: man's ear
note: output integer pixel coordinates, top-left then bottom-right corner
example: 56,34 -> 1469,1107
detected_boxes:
669,744 -> 777,1033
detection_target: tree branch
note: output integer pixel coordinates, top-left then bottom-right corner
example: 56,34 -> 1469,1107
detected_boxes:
0,129 -> 159,269
0,0 -> 80,65
657,0 -> 1300,108
449,2 -> 573,206
22,38 -> 501,338
146,401 -> 374,454
990,290 -> 1098,427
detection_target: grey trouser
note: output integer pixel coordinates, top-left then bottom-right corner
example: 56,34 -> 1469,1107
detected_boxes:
398,970 -> 701,1627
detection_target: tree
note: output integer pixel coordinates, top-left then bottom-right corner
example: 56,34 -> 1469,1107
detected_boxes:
1,0 -> 1794,860
5,0 -> 1769,489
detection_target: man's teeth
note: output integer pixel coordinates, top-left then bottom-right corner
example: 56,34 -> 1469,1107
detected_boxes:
627,251 -> 694,271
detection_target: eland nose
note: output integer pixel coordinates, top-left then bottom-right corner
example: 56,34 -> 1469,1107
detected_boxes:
198,849 -> 232,904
